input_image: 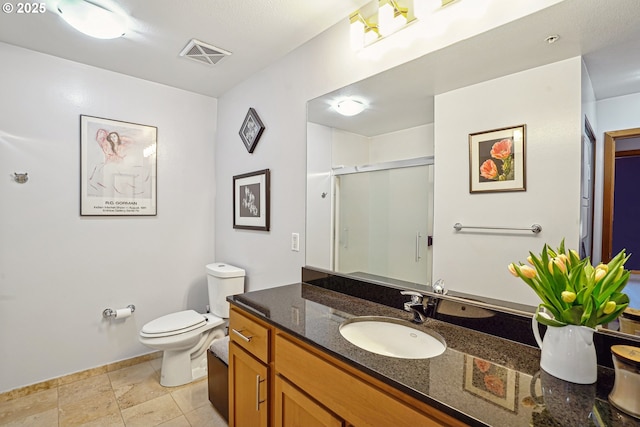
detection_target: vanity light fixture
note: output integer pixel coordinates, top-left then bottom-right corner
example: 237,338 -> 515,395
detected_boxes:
57,0 -> 128,39
334,98 -> 366,116
378,0 -> 409,37
350,12 -> 380,50
350,0 -> 460,50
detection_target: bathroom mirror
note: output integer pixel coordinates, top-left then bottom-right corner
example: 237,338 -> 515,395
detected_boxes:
306,0 -> 640,336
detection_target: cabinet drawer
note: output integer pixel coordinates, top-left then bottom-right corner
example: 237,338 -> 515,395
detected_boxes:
229,307 -> 270,363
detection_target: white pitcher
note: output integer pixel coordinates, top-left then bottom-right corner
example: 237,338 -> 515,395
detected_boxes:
532,316 -> 597,384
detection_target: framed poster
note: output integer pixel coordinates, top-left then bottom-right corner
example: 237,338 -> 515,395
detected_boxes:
233,169 -> 270,231
80,115 -> 157,216
469,124 -> 526,193
239,108 -> 265,153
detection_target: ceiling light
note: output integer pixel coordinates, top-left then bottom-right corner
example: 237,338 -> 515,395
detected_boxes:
57,0 -> 128,39
334,99 -> 366,116
545,34 -> 560,44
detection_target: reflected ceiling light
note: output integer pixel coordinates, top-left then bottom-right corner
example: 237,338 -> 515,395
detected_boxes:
334,99 -> 366,116
57,0 -> 128,39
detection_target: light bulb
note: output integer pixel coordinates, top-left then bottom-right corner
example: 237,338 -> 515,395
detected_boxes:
334,99 -> 366,116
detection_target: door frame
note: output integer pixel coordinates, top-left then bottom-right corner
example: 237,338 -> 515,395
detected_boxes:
601,128 -> 640,262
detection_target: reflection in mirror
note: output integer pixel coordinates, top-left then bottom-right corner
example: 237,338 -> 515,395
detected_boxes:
306,0 -> 640,338
306,75 -> 434,289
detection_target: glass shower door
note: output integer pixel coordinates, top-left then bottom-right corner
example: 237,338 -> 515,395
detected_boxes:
334,164 -> 431,286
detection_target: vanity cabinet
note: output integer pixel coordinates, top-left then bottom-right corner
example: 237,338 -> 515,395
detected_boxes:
274,333 -> 467,427
228,307 -> 273,427
228,304 -> 468,427
274,375 -> 343,427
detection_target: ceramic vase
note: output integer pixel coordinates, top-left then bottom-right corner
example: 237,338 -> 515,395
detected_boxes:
532,316 -> 597,384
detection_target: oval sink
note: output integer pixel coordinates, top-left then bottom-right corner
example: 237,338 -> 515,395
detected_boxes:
339,316 -> 446,359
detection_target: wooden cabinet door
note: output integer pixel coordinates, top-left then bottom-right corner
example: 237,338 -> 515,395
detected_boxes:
229,342 -> 269,427
274,375 -> 343,427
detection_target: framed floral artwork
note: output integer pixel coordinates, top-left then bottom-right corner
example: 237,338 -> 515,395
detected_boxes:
469,125 -> 526,193
233,169 -> 270,231
463,355 -> 518,413
239,107 -> 265,153
80,115 -> 157,216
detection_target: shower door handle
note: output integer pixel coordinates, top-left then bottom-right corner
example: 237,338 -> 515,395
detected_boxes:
415,232 -> 422,262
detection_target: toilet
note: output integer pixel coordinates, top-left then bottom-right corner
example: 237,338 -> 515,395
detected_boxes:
139,263 -> 245,387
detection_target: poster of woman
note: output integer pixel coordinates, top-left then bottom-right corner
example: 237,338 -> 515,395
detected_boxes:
80,115 -> 157,216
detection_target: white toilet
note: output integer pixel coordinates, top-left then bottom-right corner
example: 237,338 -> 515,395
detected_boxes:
139,263 -> 245,387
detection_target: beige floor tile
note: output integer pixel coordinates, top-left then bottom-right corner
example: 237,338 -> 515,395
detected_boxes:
120,394 -> 182,427
149,358 -> 162,373
108,362 -> 157,388
170,379 -> 209,413
0,389 -> 57,425
58,388 -> 120,427
184,404 -> 228,427
156,415 -> 191,427
58,374 -> 112,407
0,407 -> 58,427
113,375 -> 169,410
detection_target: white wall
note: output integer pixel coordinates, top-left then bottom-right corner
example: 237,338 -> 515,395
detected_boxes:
0,42 -> 217,392
214,0 -> 563,292
433,57 -> 583,305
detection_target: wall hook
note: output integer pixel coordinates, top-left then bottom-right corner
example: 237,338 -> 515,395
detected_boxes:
14,173 -> 28,184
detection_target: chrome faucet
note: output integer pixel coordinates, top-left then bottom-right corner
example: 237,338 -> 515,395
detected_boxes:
400,290 -> 427,323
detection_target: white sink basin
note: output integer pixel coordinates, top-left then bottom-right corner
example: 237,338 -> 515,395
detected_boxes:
339,316 -> 446,359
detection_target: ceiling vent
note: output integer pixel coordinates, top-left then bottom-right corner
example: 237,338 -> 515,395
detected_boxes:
179,39 -> 231,66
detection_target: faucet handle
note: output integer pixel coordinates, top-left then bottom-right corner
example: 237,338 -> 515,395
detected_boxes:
400,290 -> 423,304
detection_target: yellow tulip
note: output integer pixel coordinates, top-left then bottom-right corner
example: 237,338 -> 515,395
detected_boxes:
527,256 -> 534,265
595,268 -> 607,282
561,291 -> 576,303
548,257 -> 566,274
508,263 -> 518,277
520,265 -> 537,279
603,301 -> 616,314
596,263 -> 609,273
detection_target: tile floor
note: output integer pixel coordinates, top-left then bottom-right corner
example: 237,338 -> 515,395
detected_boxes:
0,359 -> 228,427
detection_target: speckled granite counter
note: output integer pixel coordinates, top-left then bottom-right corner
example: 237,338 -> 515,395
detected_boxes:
229,282 -> 640,427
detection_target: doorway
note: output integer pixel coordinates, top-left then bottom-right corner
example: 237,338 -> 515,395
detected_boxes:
602,128 -> 640,270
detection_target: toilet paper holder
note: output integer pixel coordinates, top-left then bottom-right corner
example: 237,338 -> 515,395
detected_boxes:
103,305 -> 136,319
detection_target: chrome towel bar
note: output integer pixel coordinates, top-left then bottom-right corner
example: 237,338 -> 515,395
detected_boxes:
453,223 -> 542,234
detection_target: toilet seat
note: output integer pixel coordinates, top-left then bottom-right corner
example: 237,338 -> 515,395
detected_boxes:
141,310 -> 211,338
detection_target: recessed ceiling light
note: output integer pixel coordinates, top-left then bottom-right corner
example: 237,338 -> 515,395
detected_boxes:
334,99 -> 366,116
57,0 -> 128,39
545,34 -> 560,44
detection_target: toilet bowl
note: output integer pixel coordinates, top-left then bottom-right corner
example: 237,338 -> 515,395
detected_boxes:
139,263 -> 245,387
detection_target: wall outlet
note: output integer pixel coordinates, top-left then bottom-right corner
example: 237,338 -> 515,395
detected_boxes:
291,232 -> 300,251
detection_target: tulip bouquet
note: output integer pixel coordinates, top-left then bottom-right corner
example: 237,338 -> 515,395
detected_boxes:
508,240 -> 630,328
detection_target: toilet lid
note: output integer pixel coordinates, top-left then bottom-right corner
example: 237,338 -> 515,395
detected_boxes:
141,310 -> 207,336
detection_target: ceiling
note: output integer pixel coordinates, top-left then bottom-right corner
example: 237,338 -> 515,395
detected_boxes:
1,0 -> 639,136
0,0 -> 370,97
308,0 -> 640,136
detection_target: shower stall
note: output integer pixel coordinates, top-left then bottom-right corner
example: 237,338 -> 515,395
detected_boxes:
332,157 -> 433,286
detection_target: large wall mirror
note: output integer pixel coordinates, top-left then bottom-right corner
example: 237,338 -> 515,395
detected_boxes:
306,0 -> 640,337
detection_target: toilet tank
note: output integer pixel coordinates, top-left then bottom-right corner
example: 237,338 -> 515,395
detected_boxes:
206,263 -> 245,318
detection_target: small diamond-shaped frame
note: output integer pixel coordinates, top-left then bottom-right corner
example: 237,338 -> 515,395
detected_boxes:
239,108 -> 265,153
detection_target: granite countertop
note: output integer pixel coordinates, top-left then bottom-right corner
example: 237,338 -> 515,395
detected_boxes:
229,282 -> 640,427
